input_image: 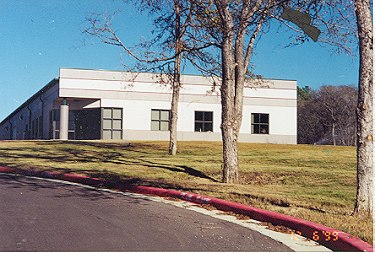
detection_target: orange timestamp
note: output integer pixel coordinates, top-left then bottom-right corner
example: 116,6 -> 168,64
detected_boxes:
290,230 -> 340,242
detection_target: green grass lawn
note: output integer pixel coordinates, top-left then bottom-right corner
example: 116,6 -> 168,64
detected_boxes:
0,140 -> 372,243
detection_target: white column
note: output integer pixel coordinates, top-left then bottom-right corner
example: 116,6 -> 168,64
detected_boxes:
59,98 -> 69,140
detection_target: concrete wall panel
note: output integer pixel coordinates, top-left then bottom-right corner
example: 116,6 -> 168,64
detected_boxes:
1,68 -> 297,144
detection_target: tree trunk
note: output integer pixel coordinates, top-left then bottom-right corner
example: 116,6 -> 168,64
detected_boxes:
332,123 -> 336,146
220,23 -> 239,184
169,74 -> 180,155
222,123 -> 239,183
353,0 -> 373,216
168,0 -> 182,156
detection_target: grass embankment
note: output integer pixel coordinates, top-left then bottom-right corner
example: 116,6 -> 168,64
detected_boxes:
0,140 -> 371,243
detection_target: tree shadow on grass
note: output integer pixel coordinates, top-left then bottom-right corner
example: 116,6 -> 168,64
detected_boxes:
49,140 -> 160,155
0,165 -> 218,199
0,141 -> 220,190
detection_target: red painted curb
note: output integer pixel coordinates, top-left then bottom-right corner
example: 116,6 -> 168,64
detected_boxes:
125,185 -> 373,252
0,166 -> 372,252
0,166 -> 15,173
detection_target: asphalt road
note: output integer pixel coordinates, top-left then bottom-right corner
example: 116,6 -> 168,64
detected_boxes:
0,173 -> 292,251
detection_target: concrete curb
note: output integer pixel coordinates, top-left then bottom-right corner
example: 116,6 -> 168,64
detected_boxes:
0,166 -> 372,252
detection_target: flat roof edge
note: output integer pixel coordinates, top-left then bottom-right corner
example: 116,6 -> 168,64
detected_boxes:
59,67 -> 297,82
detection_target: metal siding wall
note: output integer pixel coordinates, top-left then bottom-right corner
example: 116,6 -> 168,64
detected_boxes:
0,82 -> 59,140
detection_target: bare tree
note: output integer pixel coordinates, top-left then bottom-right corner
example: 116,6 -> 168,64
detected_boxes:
85,1 -> 359,185
298,85 -> 357,146
353,0 -> 373,216
277,0 -> 373,215
83,0 -> 210,156
168,0 -> 184,156
195,0 -> 269,183
317,86 -> 357,146
193,0 -> 356,183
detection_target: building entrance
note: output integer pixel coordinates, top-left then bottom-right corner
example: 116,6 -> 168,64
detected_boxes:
74,108 -> 101,140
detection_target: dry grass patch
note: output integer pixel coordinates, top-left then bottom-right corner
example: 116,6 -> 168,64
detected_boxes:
0,140 -> 372,243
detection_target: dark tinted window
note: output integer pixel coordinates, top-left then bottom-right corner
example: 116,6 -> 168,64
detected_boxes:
251,113 -> 269,134
195,111 -> 213,132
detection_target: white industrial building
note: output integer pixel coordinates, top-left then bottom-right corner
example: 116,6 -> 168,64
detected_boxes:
0,68 -> 297,143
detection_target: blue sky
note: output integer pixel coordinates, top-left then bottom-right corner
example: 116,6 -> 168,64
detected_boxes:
0,0 -> 359,122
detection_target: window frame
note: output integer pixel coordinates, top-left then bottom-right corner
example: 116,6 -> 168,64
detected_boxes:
151,109 -> 171,131
101,108 -> 123,140
194,111 -> 213,132
24,124 -> 29,140
38,115 -> 43,139
251,113 -> 270,135
49,109 -> 61,140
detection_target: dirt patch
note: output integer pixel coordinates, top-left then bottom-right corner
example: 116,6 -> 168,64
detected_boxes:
195,203 -> 219,211
219,211 -> 251,220
261,222 -> 295,234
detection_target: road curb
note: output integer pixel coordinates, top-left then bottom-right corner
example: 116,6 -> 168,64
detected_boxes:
0,165 -> 372,252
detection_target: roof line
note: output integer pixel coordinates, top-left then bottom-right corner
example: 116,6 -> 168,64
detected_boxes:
60,67 -> 297,82
0,78 -> 59,125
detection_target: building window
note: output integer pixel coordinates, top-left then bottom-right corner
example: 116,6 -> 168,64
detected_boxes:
49,109 -> 76,140
151,109 -> 170,131
195,111 -> 213,132
12,126 -> 17,140
38,116 -> 43,139
35,118 -> 38,139
49,109 -> 60,139
31,120 -> 35,139
251,113 -> 269,134
68,112 -> 75,140
32,118 -> 38,139
102,108 -> 123,140
24,124 -> 29,140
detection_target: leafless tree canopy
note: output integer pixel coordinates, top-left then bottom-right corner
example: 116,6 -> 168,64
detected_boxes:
83,0 -> 361,184
298,85 -> 357,146
83,0 -> 218,156
189,0 -> 357,183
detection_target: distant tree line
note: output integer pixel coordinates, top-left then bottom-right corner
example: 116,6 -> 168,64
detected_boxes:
298,85 -> 357,146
